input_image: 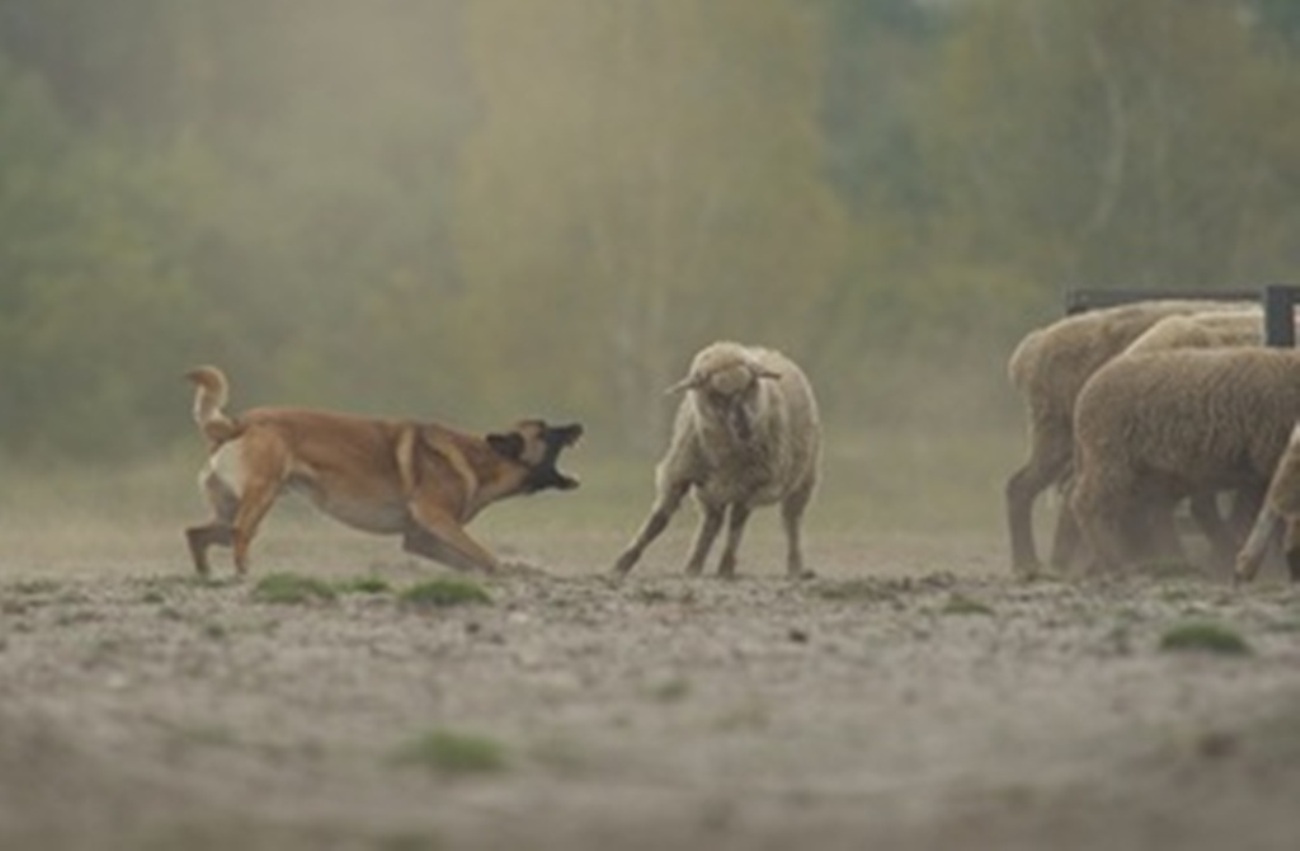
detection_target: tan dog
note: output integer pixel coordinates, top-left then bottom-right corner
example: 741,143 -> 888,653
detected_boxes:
184,365 -> 582,576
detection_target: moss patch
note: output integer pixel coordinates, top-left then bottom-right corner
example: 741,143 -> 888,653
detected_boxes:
250,573 -> 337,605
1159,621 -> 1252,656
399,578 -> 492,609
391,730 -> 508,775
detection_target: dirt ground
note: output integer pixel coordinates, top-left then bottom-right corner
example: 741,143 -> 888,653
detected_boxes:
2,517 -> 1300,851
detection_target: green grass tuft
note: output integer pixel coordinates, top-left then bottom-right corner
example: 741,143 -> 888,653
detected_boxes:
250,572 -> 337,605
809,578 -> 894,603
391,730 -> 508,775
648,676 -> 691,703
338,576 -> 392,595
941,593 -> 995,616
399,578 -> 492,609
1159,620 -> 1252,656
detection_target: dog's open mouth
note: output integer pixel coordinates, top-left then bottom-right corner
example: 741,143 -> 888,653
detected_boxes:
548,423 -> 583,490
527,422 -> 583,493
555,423 -> 583,448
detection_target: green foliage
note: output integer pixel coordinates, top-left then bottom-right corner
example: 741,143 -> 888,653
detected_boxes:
1159,621 -> 1253,656
391,730 -> 508,775
250,573 -> 338,606
459,0 -> 848,445
399,578 -> 492,609
2,1 -> 1300,462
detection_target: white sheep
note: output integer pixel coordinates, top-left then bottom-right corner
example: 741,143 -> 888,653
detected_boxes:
612,342 -> 821,579
1120,308 -> 1267,355
1069,346 -> 1300,571
1005,299 -> 1250,576
1051,307 -> 1273,567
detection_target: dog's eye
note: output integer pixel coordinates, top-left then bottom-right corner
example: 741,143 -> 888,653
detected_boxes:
486,432 -> 525,459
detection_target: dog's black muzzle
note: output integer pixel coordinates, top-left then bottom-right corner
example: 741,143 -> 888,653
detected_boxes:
524,422 -> 584,493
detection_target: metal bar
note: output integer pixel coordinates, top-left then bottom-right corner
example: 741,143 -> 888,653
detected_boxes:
1264,284 -> 1300,347
1064,287 -> 1258,315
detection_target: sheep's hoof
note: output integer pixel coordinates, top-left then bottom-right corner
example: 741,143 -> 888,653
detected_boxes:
1011,560 -> 1042,582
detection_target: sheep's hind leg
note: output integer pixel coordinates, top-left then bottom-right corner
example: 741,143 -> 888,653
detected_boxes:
780,482 -> 815,579
1047,477 -> 1084,572
1070,474 -> 1133,574
1006,428 -> 1072,578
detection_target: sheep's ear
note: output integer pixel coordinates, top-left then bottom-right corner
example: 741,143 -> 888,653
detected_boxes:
755,368 -> 782,381
664,374 -> 701,395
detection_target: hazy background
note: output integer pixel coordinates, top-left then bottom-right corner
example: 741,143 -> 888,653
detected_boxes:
3,0 -> 1300,553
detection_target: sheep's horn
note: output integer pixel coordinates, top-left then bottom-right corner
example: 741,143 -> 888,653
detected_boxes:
664,373 -> 702,395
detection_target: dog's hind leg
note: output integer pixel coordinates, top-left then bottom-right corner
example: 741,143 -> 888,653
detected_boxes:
224,433 -> 289,577
229,476 -> 282,577
186,469 -> 240,576
186,523 -> 233,576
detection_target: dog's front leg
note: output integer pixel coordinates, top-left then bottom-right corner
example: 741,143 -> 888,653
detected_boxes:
404,503 -> 500,573
402,527 -> 491,573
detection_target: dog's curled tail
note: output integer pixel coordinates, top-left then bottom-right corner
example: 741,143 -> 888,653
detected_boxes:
185,365 -> 240,445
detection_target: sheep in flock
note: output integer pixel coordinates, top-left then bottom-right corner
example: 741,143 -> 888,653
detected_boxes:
612,342 -> 821,579
1050,307 -> 1274,568
1069,346 -> 1300,572
1120,309 -> 1268,356
1004,299 -> 1249,576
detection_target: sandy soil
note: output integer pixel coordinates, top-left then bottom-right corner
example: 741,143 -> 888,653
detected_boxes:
2,522 -> 1300,850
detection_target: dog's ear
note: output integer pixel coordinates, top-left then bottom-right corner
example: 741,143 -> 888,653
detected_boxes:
486,431 -> 525,460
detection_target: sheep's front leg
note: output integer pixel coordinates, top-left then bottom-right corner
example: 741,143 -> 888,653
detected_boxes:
716,504 -> 752,578
1070,474 -> 1132,573
613,480 -> 690,576
684,502 -> 725,576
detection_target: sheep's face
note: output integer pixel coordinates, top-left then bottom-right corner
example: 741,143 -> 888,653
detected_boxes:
699,365 -> 763,441
667,346 -> 782,443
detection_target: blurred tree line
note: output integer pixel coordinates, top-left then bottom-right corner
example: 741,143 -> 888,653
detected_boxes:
2,0 -> 1299,461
